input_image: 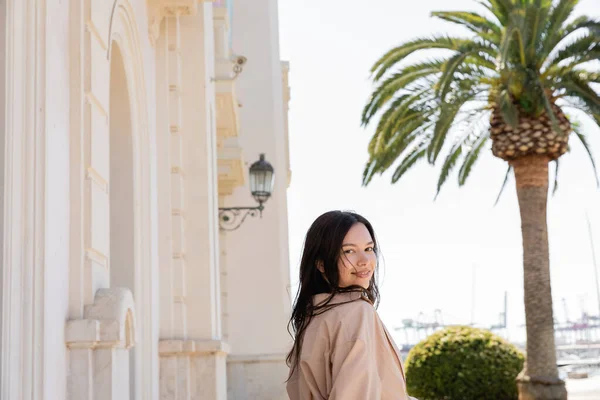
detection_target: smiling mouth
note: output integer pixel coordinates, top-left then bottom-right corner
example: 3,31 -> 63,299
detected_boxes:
353,270 -> 372,278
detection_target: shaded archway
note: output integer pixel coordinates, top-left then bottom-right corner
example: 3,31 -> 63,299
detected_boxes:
109,42 -> 137,399
107,1 -> 158,398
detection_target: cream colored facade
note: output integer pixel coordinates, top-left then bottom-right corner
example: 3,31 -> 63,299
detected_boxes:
0,0 -> 292,399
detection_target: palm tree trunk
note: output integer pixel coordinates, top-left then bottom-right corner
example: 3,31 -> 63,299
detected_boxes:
511,155 -> 566,400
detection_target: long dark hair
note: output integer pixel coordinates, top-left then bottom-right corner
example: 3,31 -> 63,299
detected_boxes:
286,210 -> 381,379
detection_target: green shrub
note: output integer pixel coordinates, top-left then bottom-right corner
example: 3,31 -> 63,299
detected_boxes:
404,326 -> 524,400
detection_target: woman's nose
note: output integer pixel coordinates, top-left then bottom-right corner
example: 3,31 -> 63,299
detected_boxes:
357,252 -> 368,266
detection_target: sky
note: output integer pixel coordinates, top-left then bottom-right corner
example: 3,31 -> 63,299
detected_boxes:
277,0 -> 600,345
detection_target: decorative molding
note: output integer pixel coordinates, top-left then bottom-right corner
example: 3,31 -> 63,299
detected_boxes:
85,91 -> 109,118
84,247 -> 109,269
148,0 -> 218,46
171,166 -> 185,176
85,20 -> 108,51
86,167 -> 109,192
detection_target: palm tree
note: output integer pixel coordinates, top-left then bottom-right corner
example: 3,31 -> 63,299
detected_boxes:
361,0 -> 599,398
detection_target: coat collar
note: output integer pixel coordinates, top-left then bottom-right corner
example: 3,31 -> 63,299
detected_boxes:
312,290 -> 372,307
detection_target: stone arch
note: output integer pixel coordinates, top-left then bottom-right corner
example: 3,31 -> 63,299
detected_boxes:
107,1 -> 158,399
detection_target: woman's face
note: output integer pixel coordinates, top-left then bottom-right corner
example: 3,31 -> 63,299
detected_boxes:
337,223 -> 376,289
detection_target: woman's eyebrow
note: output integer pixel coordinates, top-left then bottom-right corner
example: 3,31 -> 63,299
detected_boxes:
342,241 -> 374,247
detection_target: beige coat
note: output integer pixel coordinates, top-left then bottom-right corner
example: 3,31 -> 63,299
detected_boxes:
286,291 -> 411,400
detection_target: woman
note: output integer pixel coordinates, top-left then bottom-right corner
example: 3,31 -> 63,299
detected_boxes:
286,211 -> 414,399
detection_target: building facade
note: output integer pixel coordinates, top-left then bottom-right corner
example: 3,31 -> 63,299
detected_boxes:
0,0 -> 292,399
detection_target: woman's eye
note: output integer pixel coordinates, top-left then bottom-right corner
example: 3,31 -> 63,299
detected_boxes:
344,249 -> 354,254
365,247 -> 374,252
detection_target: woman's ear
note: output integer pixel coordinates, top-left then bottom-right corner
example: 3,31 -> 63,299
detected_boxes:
316,260 -> 325,274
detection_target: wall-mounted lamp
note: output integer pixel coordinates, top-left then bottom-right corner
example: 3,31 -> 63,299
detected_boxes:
219,154 -> 275,231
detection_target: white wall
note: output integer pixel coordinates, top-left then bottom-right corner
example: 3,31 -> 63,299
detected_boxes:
227,0 -> 292,357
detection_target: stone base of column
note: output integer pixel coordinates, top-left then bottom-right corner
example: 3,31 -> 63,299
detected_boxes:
517,374 -> 567,400
227,353 -> 289,400
159,339 -> 229,400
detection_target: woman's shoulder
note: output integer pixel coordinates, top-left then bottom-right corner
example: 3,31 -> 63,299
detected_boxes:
314,292 -> 377,325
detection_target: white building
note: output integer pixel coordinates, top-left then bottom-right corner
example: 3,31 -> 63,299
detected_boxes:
0,0 -> 292,399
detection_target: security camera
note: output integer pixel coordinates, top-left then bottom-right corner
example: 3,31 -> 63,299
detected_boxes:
233,55 -> 247,66
232,55 -> 247,75
210,55 -> 248,82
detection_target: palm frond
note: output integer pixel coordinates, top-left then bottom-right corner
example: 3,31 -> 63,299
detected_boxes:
500,26 -> 527,68
367,87 -> 435,155
428,93 -> 477,163
559,72 -> 600,117
458,132 -> 489,185
497,88 -> 519,127
435,140 -> 464,199
436,43 -> 497,101
362,63 -> 442,125
370,36 -> 472,81
432,11 -> 502,44
362,158 -> 379,186
540,0 -> 579,59
524,0 -> 552,63
550,160 -> 560,195
477,0 -> 514,26
390,142 -> 429,183
562,16 -> 600,37
494,165 -> 513,205
373,121 -> 431,172
545,33 -> 600,71
369,94 -> 423,154
543,13 -> 600,64
539,76 -> 565,135
572,122 -> 600,187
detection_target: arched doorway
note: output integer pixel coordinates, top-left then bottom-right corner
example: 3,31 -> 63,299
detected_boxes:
107,2 -> 159,398
109,42 -> 138,399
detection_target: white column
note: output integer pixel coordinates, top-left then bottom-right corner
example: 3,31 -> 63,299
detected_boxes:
179,3 -> 222,345
2,0 -> 71,399
1,2 -> 44,397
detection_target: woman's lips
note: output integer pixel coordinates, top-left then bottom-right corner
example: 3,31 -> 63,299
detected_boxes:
354,270 -> 372,279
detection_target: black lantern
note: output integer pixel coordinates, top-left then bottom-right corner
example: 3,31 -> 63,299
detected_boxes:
218,154 -> 275,231
249,153 -> 275,206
